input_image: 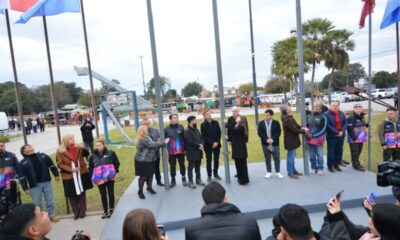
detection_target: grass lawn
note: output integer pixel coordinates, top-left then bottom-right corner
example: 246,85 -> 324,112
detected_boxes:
21,112 -> 386,215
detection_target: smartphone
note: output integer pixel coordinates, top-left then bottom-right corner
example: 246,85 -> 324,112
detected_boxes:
368,192 -> 375,203
157,225 -> 165,237
336,190 -> 344,200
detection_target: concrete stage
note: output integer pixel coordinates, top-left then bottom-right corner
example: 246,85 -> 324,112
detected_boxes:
101,160 -> 394,240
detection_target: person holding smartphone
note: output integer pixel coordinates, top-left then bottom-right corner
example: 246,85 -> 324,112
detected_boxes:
123,208 -> 168,240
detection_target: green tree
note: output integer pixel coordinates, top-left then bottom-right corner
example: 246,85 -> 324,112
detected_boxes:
164,89 -> 177,100
0,82 -> 37,114
373,71 -> 397,88
238,83 -> 253,95
264,77 -> 290,94
146,76 -> 171,100
303,18 -> 335,105
181,81 -> 203,97
271,37 -> 311,110
324,29 -> 355,101
320,63 -> 366,90
33,82 -> 72,112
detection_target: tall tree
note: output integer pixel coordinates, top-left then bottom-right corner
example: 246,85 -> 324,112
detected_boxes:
146,76 -> 171,100
320,62 -> 366,90
303,18 -> 335,106
238,82 -> 253,95
264,77 -> 290,94
324,29 -> 355,102
271,37 -> 311,110
181,81 -> 203,97
373,71 -> 397,88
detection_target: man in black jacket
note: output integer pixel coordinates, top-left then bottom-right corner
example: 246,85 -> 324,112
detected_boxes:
18,145 -> 60,222
200,109 -> 222,182
347,104 -> 368,171
184,116 -> 205,189
226,107 -> 249,142
80,119 -> 96,153
185,182 -> 261,240
257,109 -> 282,179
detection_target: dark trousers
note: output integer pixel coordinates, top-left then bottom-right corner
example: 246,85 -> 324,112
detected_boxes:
84,142 -> 94,154
188,161 -> 201,182
154,155 -> 162,183
327,136 -> 344,168
261,145 -> 280,173
234,158 -> 249,184
349,143 -> 363,167
205,147 -> 220,177
168,154 -> 186,178
98,181 -> 115,213
383,148 -> 399,161
69,192 -> 87,217
40,125 -> 45,132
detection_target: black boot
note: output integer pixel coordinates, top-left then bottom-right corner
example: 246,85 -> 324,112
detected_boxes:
138,177 -> 146,199
196,178 -> 205,186
146,177 -> 157,194
182,176 -> 188,187
170,177 -> 176,188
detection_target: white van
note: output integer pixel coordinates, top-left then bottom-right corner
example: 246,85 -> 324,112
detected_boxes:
0,112 -> 8,131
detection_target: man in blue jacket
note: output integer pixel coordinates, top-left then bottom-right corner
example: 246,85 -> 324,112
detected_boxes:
19,144 -> 60,222
325,102 -> 348,173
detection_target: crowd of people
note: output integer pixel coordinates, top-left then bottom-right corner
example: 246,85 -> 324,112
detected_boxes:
8,118 -> 46,135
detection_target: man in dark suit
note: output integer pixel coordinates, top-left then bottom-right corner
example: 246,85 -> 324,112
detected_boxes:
201,109 -> 222,183
257,109 -> 283,179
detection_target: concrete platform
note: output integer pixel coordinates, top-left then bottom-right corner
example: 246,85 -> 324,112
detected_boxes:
101,160 -> 394,240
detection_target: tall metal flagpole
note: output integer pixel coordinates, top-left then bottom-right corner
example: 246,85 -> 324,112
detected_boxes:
212,0 -> 230,184
80,0 -> 99,139
5,9 -> 27,145
42,15 -> 69,214
42,16 -> 61,145
295,0 -> 309,176
248,0 -> 259,125
139,56 -> 146,99
146,0 -> 170,190
367,14 -> 372,170
396,23 -> 400,119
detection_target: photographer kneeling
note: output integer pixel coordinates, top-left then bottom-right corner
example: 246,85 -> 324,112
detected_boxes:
320,197 -> 400,240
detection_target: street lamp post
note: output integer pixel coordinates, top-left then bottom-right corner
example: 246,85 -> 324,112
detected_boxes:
139,56 -> 146,99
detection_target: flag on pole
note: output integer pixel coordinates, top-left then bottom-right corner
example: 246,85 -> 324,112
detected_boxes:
359,0 -> 375,28
0,0 -> 10,14
380,0 -> 400,29
11,0 -> 80,24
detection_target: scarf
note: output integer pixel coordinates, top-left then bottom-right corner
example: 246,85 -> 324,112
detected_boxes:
67,144 -> 78,165
332,110 -> 342,130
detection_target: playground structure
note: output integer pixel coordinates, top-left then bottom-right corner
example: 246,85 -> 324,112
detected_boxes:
74,66 -> 154,144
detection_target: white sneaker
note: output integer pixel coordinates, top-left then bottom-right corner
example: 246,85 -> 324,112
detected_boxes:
276,172 -> 284,179
264,172 -> 272,179
318,170 -> 324,176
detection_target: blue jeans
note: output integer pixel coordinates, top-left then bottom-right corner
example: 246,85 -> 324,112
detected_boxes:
286,149 -> 297,175
327,136 -> 344,168
30,181 -> 55,216
308,144 -> 324,170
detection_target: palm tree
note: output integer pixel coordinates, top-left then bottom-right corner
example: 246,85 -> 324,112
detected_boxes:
271,37 -> 311,111
324,29 -> 355,103
303,18 -> 335,107
147,76 -> 171,100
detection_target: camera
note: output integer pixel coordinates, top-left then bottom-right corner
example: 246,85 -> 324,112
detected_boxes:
377,160 -> 400,187
0,179 -> 21,215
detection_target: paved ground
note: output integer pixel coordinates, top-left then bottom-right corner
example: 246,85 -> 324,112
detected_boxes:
101,161 -> 393,240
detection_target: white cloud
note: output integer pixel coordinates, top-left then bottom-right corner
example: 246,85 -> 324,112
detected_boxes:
0,0 -> 397,95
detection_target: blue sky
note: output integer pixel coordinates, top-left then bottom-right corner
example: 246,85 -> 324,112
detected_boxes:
0,0 -> 397,94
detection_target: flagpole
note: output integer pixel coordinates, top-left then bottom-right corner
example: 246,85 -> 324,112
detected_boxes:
248,0 -> 259,125
79,0 -> 99,139
295,0 -> 309,176
146,0 -> 170,190
396,22 -> 400,118
42,16 -> 61,145
367,13 -> 372,171
5,9 -> 27,145
212,0 -> 230,184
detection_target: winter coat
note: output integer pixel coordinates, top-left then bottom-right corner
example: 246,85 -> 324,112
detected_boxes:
227,115 -> 249,142
347,112 -> 368,143
257,120 -> 281,146
230,124 -> 248,159
200,119 -> 221,150
18,153 -> 59,191
325,110 -> 348,138
185,203 -> 261,240
134,136 -> 165,163
306,112 -> 327,146
88,148 -> 120,186
80,121 -> 95,143
282,114 -> 305,151
0,151 -> 19,189
165,123 -> 185,155
56,146 -> 90,181
184,126 -> 204,162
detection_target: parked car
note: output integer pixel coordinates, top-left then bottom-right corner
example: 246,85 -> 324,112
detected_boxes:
323,93 -> 345,103
371,89 -> 391,99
